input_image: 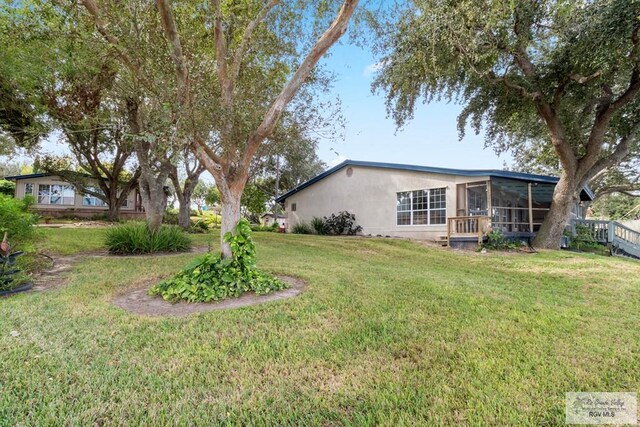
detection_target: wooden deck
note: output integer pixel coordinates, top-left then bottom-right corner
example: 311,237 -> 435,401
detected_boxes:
447,216 -> 491,245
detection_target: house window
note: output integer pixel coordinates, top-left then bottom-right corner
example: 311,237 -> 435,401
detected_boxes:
38,184 -> 75,205
82,187 -> 129,208
396,188 -> 446,225
291,203 -> 297,212
24,183 -> 33,196
83,188 -> 107,207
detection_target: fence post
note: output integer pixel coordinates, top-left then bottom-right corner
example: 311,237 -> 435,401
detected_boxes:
607,221 -> 614,243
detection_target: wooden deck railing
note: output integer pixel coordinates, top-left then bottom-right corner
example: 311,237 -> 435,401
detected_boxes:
572,219 -> 640,259
447,216 -> 491,245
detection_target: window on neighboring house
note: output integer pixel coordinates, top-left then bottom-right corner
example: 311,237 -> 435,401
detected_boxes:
24,183 -> 33,196
83,188 -> 129,208
396,188 -> 447,225
82,188 -> 107,207
291,203 -> 297,211
38,184 -> 75,205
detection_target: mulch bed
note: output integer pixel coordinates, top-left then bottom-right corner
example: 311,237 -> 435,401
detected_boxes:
111,275 -> 307,317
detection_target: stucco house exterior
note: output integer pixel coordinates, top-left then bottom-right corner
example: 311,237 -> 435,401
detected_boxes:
5,173 -> 145,219
276,160 -> 594,244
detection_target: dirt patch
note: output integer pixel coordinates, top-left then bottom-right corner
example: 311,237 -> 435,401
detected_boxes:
112,275 -> 307,317
31,253 -> 89,292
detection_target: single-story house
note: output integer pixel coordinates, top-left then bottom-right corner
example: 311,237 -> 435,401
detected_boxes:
4,173 -> 145,219
261,212 -> 286,228
275,160 -> 594,244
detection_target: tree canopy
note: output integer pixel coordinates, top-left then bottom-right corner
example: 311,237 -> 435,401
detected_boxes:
375,0 -> 640,247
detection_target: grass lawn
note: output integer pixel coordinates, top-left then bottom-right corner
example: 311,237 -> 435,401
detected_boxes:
2,229 -> 639,425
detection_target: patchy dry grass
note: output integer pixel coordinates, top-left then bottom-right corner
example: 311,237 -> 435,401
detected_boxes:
1,231 -> 639,425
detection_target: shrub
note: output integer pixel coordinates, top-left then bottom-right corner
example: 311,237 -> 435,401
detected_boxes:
292,222 -> 313,234
149,219 -> 287,302
105,222 -> 192,254
0,179 -> 16,196
163,208 -> 179,225
311,217 -> 328,235
481,229 -> 524,250
189,218 -> 210,234
0,194 -> 37,247
324,211 -> 362,235
250,223 -> 278,232
569,224 -> 603,251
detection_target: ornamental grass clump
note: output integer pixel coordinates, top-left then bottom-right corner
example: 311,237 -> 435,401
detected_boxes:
149,219 -> 287,303
105,222 -> 192,254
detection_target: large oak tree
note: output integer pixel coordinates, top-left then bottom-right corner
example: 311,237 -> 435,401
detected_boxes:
79,0 -> 359,257
375,0 -> 640,248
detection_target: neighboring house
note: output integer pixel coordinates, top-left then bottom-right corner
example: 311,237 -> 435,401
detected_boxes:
276,160 -> 594,245
4,173 -> 145,219
261,213 -> 286,228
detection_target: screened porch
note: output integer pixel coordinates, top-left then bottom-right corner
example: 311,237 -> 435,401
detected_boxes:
449,177 -> 588,241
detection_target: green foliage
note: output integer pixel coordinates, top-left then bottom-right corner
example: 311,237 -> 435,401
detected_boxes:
323,211 -> 362,235
569,224 -> 605,252
292,222 -> 313,234
149,219 -> 287,302
310,216 -> 328,235
105,222 -> 191,255
481,230 -> 524,251
204,186 -> 220,207
0,194 -> 37,247
241,182 -> 269,217
0,179 -> 15,196
0,249 -> 29,291
189,218 -> 210,234
163,208 -> 180,225
250,223 -> 278,232
590,194 -> 640,220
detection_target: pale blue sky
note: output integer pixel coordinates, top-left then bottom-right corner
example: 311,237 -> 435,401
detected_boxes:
317,40 -> 513,170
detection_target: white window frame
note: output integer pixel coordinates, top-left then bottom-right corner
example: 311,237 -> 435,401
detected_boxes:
396,187 -> 447,226
24,183 -> 33,196
38,184 -> 75,205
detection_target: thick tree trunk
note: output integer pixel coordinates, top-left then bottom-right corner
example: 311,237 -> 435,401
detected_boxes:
138,172 -> 167,231
220,191 -> 242,259
107,202 -> 121,222
532,173 -> 580,249
177,192 -> 192,229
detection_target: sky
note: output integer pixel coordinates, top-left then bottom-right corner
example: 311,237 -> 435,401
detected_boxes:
315,40 -> 513,171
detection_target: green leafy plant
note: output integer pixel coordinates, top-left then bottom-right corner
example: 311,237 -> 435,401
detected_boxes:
310,217 -> 328,235
324,211 -> 362,235
0,179 -> 16,196
105,222 -> 192,254
149,219 -> 287,302
189,218 -> 210,234
292,222 -> 313,234
569,224 -> 605,252
163,208 -> 180,225
481,229 -> 524,251
0,194 -> 37,246
250,223 -> 278,232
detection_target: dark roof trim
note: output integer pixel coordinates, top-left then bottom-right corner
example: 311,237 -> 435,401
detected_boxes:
4,173 -> 53,180
4,172 -> 97,181
275,159 -> 595,202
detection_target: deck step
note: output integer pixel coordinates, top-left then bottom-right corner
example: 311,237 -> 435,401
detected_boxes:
435,236 -> 449,246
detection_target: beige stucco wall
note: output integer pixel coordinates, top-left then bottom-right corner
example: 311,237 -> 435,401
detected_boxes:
283,165 -> 489,240
14,175 -> 136,212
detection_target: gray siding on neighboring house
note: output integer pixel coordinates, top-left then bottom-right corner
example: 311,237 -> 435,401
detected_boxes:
9,174 -> 142,218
